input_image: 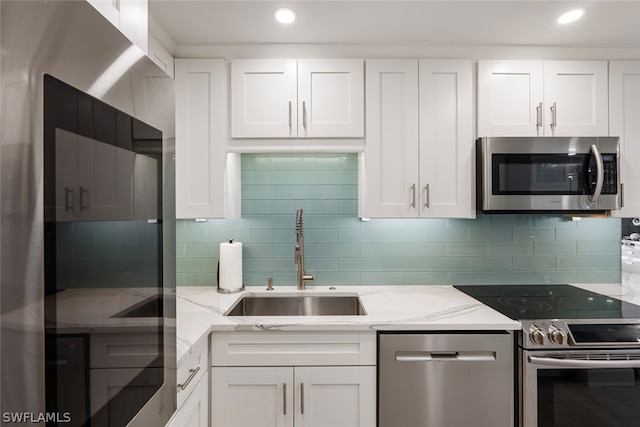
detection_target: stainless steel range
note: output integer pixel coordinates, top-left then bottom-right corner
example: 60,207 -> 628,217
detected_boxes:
455,284 -> 640,427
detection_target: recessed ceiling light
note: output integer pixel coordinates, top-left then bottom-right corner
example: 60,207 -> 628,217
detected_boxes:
274,7 -> 297,24
557,8 -> 586,24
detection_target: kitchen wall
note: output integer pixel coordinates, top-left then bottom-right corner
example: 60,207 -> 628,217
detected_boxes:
176,153 -> 621,287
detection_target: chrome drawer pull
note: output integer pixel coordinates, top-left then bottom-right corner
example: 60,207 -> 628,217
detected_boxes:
177,365 -> 200,390
283,383 -> 287,415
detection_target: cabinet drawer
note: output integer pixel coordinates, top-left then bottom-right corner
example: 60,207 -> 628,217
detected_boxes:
211,331 -> 376,366
177,335 -> 208,408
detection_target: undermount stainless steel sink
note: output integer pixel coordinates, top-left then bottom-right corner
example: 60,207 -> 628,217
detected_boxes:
225,295 -> 367,316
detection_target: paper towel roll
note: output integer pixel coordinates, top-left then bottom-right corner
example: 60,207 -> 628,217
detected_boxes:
218,240 -> 244,292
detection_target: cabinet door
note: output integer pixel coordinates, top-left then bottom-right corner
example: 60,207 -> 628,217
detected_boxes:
543,60 -> 608,136
175,59 -> 228,219
477,60 -> 544,136
167,374 -> 209,427
297,59 -> 364,138
610,61 -> 640,217
231,59 -> 297,138
419,60 -> 474,218
86,0 -> 120,29
211,367 -> 294,427
118,0 -> 147,52
295,366 -> 375,427
363,59 -> 419,218
86,0 -> 147,52
78,136 -> 135,221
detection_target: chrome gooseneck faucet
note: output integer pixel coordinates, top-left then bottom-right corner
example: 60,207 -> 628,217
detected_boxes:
295,208 -> 314,290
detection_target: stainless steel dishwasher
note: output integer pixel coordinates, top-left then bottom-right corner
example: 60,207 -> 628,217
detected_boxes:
379,332 -> 514,427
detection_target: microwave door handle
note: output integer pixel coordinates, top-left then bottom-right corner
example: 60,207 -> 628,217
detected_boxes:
590,144 -> 604,203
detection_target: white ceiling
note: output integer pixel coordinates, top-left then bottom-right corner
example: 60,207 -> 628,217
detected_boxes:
149,1 -> 640,48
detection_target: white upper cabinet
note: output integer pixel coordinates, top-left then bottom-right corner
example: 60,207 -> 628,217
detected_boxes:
543,61 -> 609,136
610,61 -> 640,217
363,60 -> 419,218
86,0 -> 148,53
363,59 -> 474,219
231,59 -> 298,138
175,59 -> 238,219
231,58 -> 364,139
419,60 -> 474,218
477,60 -> 543,136
297,59 -> 364,138
478,60 -> 608,137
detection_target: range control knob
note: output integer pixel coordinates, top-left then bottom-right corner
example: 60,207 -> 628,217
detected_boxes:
549,325 -> 568,345
529,325 -> 546,346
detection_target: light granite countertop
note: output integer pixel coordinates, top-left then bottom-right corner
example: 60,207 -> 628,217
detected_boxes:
176,284 -> 522,366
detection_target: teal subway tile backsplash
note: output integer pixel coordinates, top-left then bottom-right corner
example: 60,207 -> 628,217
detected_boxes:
176,153 -> 622,287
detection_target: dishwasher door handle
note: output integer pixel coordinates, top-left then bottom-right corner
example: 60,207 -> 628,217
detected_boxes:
395,351 -> 496,362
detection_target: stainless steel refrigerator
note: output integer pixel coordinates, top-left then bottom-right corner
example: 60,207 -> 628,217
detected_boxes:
1,1 -> 176,425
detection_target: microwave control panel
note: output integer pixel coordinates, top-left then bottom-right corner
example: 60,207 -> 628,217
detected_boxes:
601,154 -> 617,195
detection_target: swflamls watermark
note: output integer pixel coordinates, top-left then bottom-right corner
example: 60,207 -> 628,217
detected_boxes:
2,412 -> 72,424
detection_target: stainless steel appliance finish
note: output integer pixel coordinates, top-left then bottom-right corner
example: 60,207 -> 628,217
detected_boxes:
378,332 -> 514,427
294,208 -> 314,290
521,347 -> 640,427
477,136 -> 621,212
455,285 -> 640,427
225,295 -> 367,316
1,2 -> 176,425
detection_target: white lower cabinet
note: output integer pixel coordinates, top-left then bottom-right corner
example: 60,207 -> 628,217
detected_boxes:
168,373 -> 209,427
167,335 -> 209,427
210,331 -> 376,427
211,366 -> 375,427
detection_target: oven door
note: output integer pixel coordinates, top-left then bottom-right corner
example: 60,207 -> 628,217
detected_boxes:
521,348 -> 640,427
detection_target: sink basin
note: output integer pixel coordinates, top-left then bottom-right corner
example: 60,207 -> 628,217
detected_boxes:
225,295 -> 367,316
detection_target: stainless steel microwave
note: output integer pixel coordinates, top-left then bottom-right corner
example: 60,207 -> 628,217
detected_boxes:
477,136 -> 621,213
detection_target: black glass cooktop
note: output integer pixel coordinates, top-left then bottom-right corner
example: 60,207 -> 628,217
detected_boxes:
454,284 -> 640,320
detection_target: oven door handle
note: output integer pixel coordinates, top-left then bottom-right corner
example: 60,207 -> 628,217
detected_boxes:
590,143 -> 604,203
528,356 -> 640,369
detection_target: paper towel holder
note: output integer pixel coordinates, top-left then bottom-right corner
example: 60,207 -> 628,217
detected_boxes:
217,239 -> 245,294
217,260 -> 245,294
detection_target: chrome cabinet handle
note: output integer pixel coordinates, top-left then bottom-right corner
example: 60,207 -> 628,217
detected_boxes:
621,183 -> 625,208
288,101 -> 292,129
64,187 -> 74,212
590,144 -> 604,203
177,366 -> 200,390
550,102 -> 557,128
79,186 -> 88,211
536,102 -> 542,128
300,382 -> 304,414
283,383 -> 287,415
424,184 -> 430,208
302,101 -> 307,129
410,184 -> 416,208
